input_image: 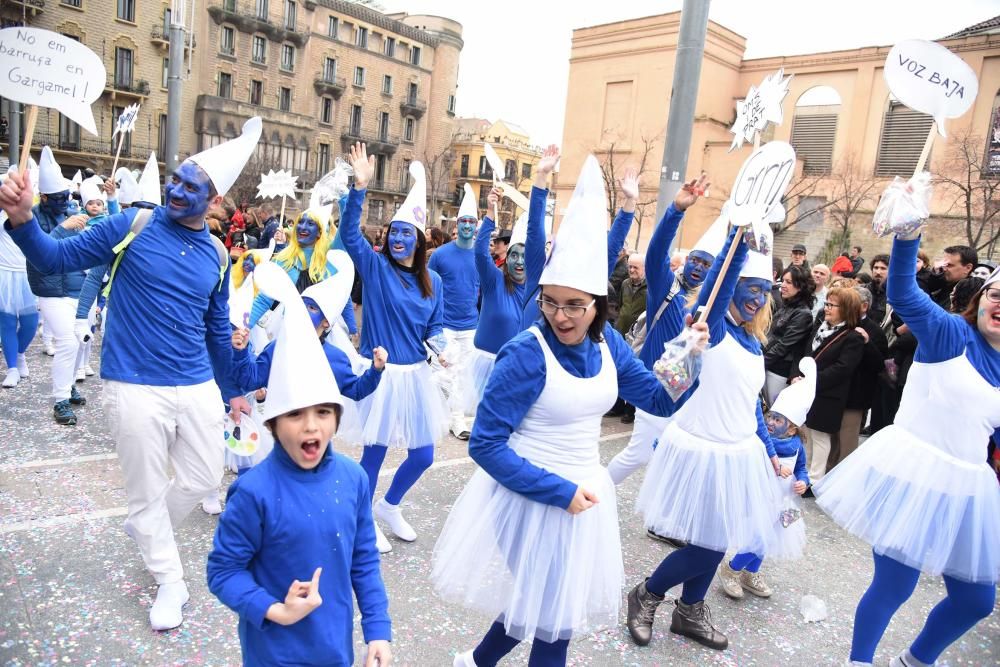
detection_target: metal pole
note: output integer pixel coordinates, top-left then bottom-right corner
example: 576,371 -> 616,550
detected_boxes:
165,0 -> 187,173
654,0 -> 711,249
9,101 -> 21,168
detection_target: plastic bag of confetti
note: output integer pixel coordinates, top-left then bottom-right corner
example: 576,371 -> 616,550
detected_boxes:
800,594 -> 827,622
872,172 -> 932,238
653,326 -> 706,402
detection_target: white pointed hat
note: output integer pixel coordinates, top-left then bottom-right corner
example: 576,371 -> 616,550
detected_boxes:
457,183 -> 478,220
138,152 -> 162,205
539,155 -> 608,296
116,167 -> 141,205
38,146 -> 67,195
302,250 -> 354,324
79,175 -> 107,206
391,160 -> 428,233
71,170 -> 83,193
771,357 -> 817,426
509,212 -> 529,247
253,261 -> 344,422
691,202 -> 729,257
306,184 -> 335,232
739,220 -> 774,280
188,117 -> 263,197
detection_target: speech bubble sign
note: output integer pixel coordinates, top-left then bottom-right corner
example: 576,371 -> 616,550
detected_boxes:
727,141 -> 796,250
884,39 -> 978,137
730,69 -> 793,151
0,27 -> 106,136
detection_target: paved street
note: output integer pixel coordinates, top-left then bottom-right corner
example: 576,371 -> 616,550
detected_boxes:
1,339 -> 998,666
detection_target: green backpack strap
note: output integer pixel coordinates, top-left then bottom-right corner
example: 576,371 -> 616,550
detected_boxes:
209,235 -> 229,292
102,208 -> 154,299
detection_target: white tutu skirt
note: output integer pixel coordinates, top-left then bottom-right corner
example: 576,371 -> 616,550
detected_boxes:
432,466 -> 623,642
462,348 -> 497,414
333,398 -> 364,446
637,421 -> 780,555
356,362 -> 448,448
815,424 -> 1000,584
765,475 -> 806,561
0,269 -> 36,314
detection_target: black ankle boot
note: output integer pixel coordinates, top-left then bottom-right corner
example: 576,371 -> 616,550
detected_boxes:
626,579 -> 664,646
670,599 -> 728,650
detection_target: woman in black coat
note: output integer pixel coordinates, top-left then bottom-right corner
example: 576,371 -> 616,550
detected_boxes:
794,285 -> 865,485
763,265 -> 816,405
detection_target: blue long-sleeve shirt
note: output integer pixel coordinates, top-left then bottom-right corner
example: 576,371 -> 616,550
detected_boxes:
5,206 -> 239,400
473,215 -> 526,354
75,199 -> 123,319
232,338 -> 381,401
248,249 -> 357,334
207,443 -> 391,666
470,321 -> 694,509
519,186 -> 555,329
340,187 -> 444,364
428,240 -> 479,331
638,204 -> 690,369
773,433 -> 809,484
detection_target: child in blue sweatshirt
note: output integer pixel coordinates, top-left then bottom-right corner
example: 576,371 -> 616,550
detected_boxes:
208,261 -> 392,667
718,357 -> 817,600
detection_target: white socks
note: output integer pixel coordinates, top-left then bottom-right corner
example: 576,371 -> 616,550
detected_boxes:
149,581 -> 189,631
2,368 -> 20,388
201,493 -> 222,515
373,523 -> 393,554
374,499 -> 417,542
453,649 -> 477,667
16,353 -> 28,377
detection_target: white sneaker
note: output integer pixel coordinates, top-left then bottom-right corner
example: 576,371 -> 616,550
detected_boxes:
454,649 -> 477,666
83,364 -> 95,376
149,581 -> 189,631
374,498 -> 417,542
374,522 -> 393,554
201,493 -> 222,515
449,417 -> 471,441
718,561 -> 744,599
75,367 -> 86,382
2,368 -> 20,388
43,342 -> 55,356
16,353 -> 29,377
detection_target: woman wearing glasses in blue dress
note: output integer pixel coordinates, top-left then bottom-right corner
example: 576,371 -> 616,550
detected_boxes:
432,157 -> 708,667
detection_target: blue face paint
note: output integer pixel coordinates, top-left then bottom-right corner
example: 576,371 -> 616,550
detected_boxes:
41,191 -> 71,216
765,411 -> 792,438
683,250 -> 713,286
732,277 -> 771,322
457,217 -> 477,244
388,221 -> 418,262
506,243 -> 526,284
242,255 -> 257,275
164,161 -> 213,223
296,214 -> 321,247
302,297 -> 327,330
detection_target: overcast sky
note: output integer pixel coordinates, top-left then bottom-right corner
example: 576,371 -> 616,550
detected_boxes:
381,0 -> 998,145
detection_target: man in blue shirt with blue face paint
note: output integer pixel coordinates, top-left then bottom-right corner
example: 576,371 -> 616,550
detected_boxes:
428,183 -> 481,439
0,119 -> 263,632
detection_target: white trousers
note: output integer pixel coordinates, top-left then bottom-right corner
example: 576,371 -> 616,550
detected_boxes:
36,296 -> 80,401
430,327 -> 476,431
607,409 -> 670,485
104,379 -> 224,584
806,428 -> 833,484
76,302 -> 97,373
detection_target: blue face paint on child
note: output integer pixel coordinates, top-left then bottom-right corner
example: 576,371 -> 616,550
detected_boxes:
296,214 -> 321,247
732,277 -> 771,322
506,243 -> 526,284
41,191 -> 71,217
164,161 -> 214,223
242,255 -> 257,276
456,217 -> 477,246
683,250 -> 713,287
765,411 -> 793,438
302,296 -> 327,330
388,221 -> 418,262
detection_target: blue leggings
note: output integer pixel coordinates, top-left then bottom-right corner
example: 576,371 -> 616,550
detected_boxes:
0,310 -> 39,368
729,552 -> 763,573
359,444 -> 434,505
850,550 -> 996,664
472,620 -> 569,666
646,544 -> 726,604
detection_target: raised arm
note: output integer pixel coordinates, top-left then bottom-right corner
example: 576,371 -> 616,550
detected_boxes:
524,145 -> 559,297
341,143 -> 380,278
475,213 -> 502,290
4,207 -> 134,274
698,227 -> 748,342
606,168 -> 639,273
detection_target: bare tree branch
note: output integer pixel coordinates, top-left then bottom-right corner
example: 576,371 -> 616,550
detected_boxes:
934,129 -> 1000,258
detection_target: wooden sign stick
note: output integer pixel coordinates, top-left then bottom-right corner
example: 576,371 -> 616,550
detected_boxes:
913,121 -> 936,176
17,105 -> 39,174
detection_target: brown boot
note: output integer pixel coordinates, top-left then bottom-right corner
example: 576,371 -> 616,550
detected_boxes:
669,599 -> 728,650
626,579 -> 664,646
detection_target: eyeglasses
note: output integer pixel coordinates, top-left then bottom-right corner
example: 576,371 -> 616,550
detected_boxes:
984,288 -> 1000,304
824,301 -> 841,309
537,296 -> 595,319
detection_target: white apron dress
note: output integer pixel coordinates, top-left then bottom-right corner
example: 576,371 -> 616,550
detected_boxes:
816,354 -> 1000,584
356,360 -> 449,448
637,332 -> 779,556
462,346 -> 497,414
432,327 -> 622,643
765,452 -> 807,560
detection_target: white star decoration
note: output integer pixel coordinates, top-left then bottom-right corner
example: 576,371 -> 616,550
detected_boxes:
256,169 -> 298,200
729,69 -> 793,151
111,103 -> 141,138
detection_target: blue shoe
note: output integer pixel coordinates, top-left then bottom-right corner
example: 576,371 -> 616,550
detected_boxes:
69,386 -> 86,406
54,400 -> 77,425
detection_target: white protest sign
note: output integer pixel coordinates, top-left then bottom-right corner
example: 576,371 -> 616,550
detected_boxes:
112,103 -> 141,138
0,27 -> 106,136
483,143 -> 505,178
730,69 -> 793,151
727,141 -> 796,249
884,40 -> 978,137
256,169 -> 298,200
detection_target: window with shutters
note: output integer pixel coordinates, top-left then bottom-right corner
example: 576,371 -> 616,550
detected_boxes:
220,26 -> 236,55
281,44 -> 295,71
250,80 -> 263,106
252,36 -> 267,64
327,16 -> 338,39
790,86 -> 842,176
875,101 -> 935,177
320,97 -> 333,124
279,87 -> 292,111
318,143 -> 331,176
